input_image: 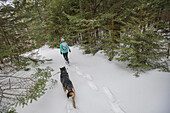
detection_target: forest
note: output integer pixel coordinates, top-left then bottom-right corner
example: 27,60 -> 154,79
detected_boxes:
0,0 -> 169,112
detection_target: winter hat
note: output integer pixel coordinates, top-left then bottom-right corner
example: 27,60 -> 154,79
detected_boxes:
61,38 -> 64,42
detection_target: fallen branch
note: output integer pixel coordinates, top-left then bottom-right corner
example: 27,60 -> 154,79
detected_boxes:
3,92 -> 26,97
0,75 -> 34,81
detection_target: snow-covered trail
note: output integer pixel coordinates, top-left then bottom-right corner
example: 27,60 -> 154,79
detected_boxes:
16,45 -> 170,113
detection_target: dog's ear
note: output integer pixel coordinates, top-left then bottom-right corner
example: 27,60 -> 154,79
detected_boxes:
63,67 -> 68,71
60,66 -> 65,70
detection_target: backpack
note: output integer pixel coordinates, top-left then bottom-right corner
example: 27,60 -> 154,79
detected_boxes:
62,42 -> 68,51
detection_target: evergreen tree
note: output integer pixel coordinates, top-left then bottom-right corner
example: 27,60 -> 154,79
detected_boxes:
116,0 -> 169,76
0,0 -> 54,112
36,0 -> 169,76
45,0 -> 70,47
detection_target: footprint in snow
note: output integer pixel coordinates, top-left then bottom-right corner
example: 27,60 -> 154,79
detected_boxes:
74,65 -> 80,71
74,66 -> 97,90
84,74 -> 93,81
103,87 -> 116,103
102,87 -> 126,113
76,70 -> 84,76
74,65 -> 93,81
109,102 -> 125,113
74,66 -> 84,77
76,71 -> 93,81
87,81 -> 98,90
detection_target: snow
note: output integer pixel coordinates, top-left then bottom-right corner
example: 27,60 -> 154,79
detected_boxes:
0,0 -> 13,6
16,45 -> 170,113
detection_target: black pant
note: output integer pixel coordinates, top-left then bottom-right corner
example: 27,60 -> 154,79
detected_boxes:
63,52 -> 69,62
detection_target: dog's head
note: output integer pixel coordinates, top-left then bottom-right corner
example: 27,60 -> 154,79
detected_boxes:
60,66 -> 67,73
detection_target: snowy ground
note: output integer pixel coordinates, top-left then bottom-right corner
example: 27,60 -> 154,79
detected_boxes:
16,45 -> 170,113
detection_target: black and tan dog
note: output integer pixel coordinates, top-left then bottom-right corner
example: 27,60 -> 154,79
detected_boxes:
60,67 -> 76,108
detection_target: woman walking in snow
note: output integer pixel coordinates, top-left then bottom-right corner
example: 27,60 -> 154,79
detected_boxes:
60,38 -> 71,64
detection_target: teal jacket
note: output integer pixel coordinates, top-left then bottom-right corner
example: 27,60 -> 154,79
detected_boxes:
60,42 -> 70,53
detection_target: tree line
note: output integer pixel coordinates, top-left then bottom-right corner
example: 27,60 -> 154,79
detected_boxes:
46,0 -> 170,76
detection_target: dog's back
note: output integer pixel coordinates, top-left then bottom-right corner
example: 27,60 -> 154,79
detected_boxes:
60,67 -> 72,88
60,70 -> 69,85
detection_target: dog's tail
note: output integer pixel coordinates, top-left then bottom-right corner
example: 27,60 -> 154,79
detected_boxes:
67,92 -> 76,108
72,96 -> 76,108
